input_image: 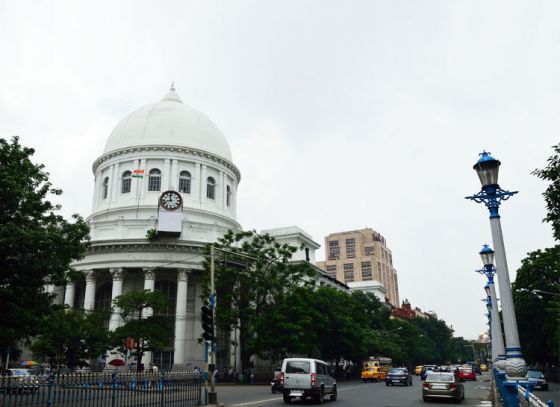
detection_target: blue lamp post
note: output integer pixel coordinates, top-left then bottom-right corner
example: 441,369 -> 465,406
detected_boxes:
475,245 -> 506,366
466,151 -> 526,377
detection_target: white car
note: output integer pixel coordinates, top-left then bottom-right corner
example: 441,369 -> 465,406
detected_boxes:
281,358 -> 337,404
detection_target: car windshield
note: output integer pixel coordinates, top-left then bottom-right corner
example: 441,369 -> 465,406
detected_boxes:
527,371 -> 544,379
426,373 -> 454,382
389,368 -> 405,374
285,361 -> 310,374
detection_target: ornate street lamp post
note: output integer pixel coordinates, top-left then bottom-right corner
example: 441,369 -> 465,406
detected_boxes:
475,245 -> 505,366
466,151 -> 526,377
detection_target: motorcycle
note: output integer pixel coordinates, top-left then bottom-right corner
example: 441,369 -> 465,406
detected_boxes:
270,379 -> 281,394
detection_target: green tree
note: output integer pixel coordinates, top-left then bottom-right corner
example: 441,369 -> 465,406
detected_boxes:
31,307 -> 110,368
512,246 -> 560,366
203,230 -> 317,369
533,143 -> 560,241
111,290 -> 173,372
0,137 -> 90,355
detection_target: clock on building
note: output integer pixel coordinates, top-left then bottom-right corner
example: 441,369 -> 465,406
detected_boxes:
159,190 -> 183,211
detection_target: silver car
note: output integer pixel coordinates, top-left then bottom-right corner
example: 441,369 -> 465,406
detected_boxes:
422,372 -> 464,402
281,358 -> 337,404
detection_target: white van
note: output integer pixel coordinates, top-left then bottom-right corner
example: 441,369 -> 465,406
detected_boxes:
281,358 -> 337,404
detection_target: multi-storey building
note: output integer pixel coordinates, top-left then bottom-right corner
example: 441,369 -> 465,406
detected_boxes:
316,228 -> 400,306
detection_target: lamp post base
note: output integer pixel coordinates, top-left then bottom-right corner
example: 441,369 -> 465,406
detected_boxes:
503,356 -> 526,378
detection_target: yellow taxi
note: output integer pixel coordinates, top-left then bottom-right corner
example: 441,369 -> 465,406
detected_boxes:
361,366 -> 388,382
415,365 -> 423,375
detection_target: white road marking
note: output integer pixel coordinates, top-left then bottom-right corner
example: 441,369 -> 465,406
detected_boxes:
230,384 -> 367,406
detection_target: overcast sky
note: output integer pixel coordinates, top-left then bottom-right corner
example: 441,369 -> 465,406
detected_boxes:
1,1 -> 558,340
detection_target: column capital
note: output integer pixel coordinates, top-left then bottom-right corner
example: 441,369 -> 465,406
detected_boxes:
143,268 -> 156,281
84,270 -> 96,283
110,268 -> 124,280
177,269 -> 189,282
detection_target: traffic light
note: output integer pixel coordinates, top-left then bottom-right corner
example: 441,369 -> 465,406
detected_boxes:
201,304 -> 214,341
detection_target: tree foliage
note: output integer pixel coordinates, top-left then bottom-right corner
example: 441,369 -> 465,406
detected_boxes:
533,143 -> 560,241
0,137 -> 90,352
111,290 -> 173,372
31,307 -> 110,368
203,230 -> 317,368
512,246 -> 560,366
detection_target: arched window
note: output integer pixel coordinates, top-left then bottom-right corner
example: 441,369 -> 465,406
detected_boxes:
226,185 -> 231,207
121,171 -> 132,193
179,171 -> 191,194
148,168 -> 161,191
102,177 -> 109,199
206,177 -> 215,199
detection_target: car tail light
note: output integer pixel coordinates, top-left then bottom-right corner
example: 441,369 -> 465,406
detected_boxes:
423,382 -> 430,388
450,383 -> 457,389
311,373 -> 317,385
280,372 -> 284,385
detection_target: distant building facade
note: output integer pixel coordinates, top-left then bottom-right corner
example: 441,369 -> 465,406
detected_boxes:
316,228 -> 399,306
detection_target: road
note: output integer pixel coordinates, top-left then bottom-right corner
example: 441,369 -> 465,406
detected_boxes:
215,373 -> 493,407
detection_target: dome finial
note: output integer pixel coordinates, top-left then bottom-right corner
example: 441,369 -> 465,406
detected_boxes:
170,81 -> 175,92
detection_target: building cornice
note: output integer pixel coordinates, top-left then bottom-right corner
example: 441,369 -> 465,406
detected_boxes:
85,239 -> 207,255
92,144 -> 241,182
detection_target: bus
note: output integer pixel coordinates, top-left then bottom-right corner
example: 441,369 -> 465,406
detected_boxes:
361,356 -> 392,382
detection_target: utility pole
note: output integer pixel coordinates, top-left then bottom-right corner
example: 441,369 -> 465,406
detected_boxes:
208,244 -> 217,405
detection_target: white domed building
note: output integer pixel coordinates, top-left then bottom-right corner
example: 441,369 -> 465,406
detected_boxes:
58,86 -> 241,370
49,86 -> 344,372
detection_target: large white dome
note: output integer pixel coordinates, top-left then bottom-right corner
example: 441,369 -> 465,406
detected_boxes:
103,88 -> 232,161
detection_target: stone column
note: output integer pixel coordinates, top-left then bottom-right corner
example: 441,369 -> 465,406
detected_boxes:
108,268 -> 124,331
53,286 -> 65,305
142,268 -> 156,366
64,282 -> 76,308
173,269 -> 189,368
83,270 -> 97,311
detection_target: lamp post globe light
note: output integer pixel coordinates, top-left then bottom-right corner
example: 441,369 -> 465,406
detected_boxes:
467,152 -> 526,377
476,245 -> 506,367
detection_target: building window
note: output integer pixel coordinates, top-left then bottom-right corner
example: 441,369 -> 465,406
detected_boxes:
121,171 -> 132,193
361,261 -> 372,280
148,168 -> 161,191
326,265 -> 337,279
94,282 -> 112,312
226,185 -> 231,206
102,177 -> 109,199
328,240 -> 340,260
364,246 -> 375,256
179,171 -> 191,194
343,263 -> 354,283
207,177 -> 215,199
345,238 -> 356,258
154,280 -> 177,317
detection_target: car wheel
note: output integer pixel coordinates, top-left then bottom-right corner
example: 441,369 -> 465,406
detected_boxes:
316,388 -> 324,404
283,394 -> 292,404
386,381 -> 389,386
423,396 -> 430,402
543,385 -> 548,391
330,386 -> 337,401
363,379 -> 367,383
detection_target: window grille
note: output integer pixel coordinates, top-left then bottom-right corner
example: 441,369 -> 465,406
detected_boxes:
121,171 -> 132,193
207,177 -> 215,199
148,168 -> 161,191
179,171 -> 191,194
361,261 -> 373,280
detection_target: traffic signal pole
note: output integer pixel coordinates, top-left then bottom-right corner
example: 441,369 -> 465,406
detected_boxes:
208,244 -> 218,405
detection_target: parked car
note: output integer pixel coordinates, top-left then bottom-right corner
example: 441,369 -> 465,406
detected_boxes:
422,372 -> 464,402
386,368 -> 413,386
415,366 -> 423,375
526,370 -> 548,391
457,367 -> 476,381
1,369 -> 40,394
421,365 -> 437,380
281,358 -> 337,404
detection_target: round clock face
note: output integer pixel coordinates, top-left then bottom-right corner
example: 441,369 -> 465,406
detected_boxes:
159,191 -> 182,211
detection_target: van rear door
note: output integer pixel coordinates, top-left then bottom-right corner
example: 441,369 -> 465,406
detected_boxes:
284,360 -> 312,389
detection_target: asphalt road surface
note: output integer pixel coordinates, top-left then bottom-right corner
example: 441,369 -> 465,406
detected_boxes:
215,373 -> 494,407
